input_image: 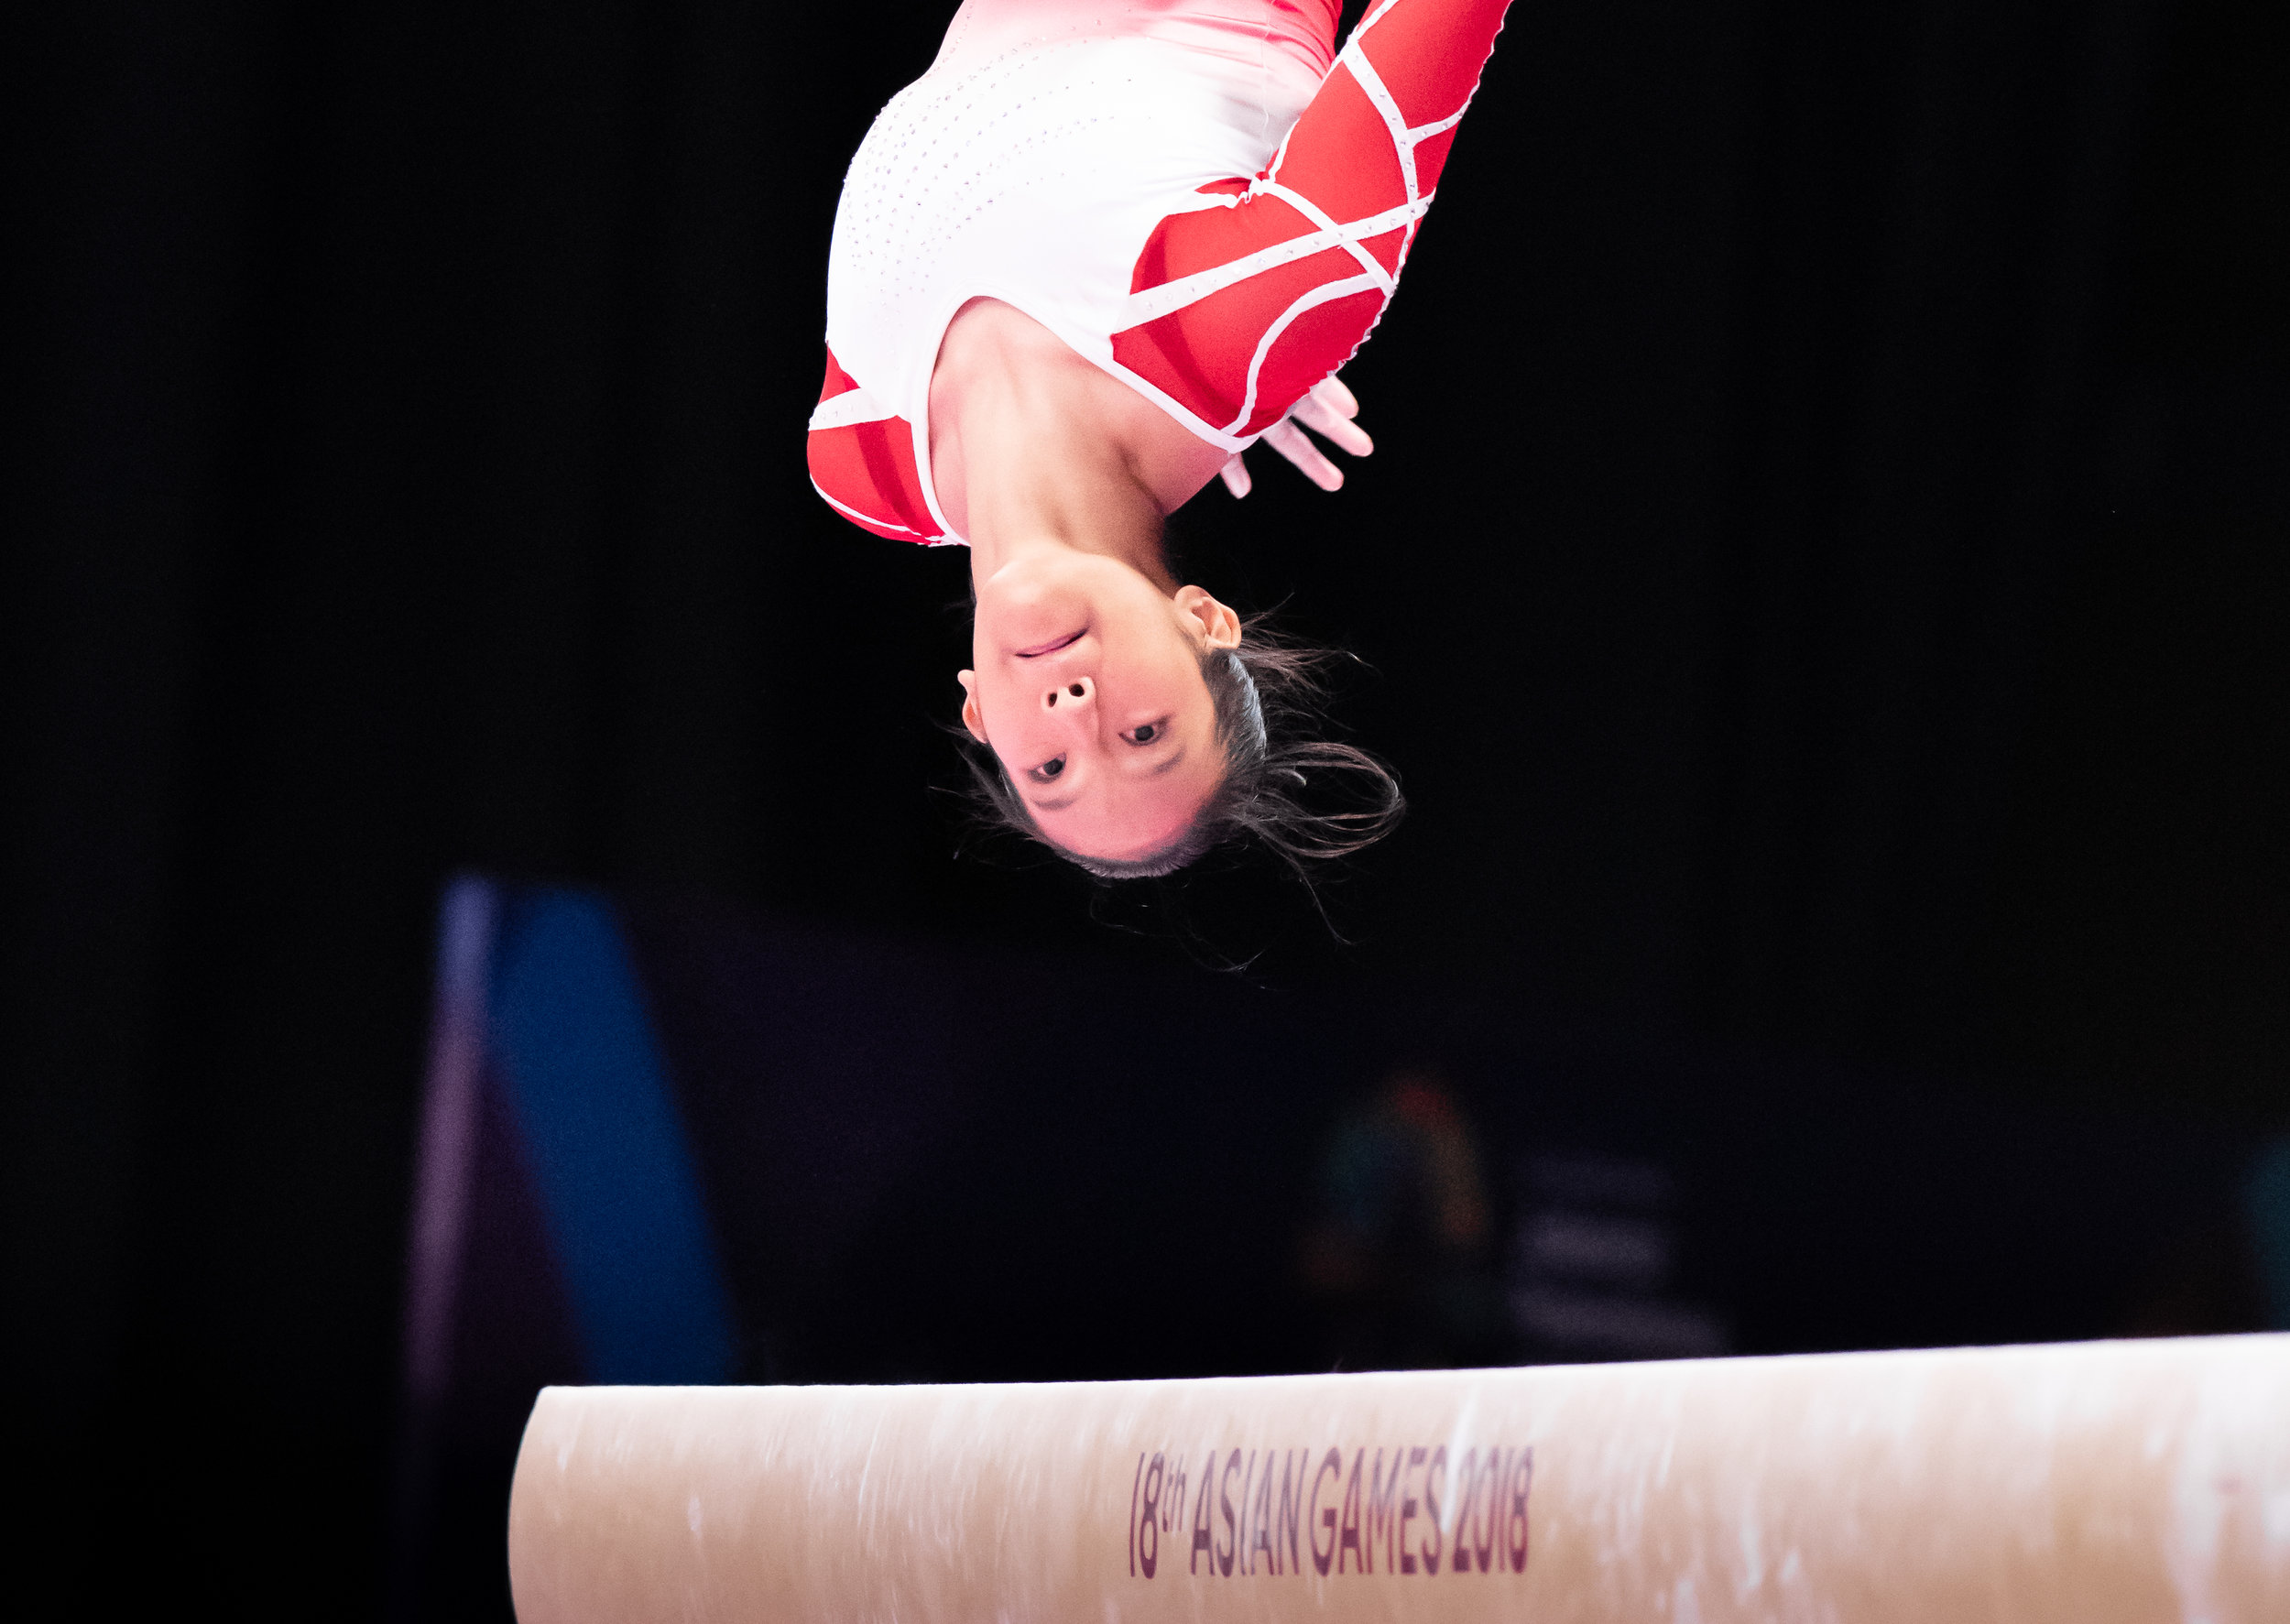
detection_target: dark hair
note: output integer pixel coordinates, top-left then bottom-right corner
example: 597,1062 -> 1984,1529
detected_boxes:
954,614 -> 1404,879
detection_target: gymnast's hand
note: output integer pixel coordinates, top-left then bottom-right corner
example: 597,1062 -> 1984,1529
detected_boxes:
1217,375 -> 1373,497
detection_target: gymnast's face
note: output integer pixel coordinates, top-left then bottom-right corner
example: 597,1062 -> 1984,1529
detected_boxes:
959,551 -> 1240,862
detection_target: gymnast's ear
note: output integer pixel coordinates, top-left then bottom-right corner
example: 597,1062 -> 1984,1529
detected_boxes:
1173,585 -> 1241,651
956,670 -> 989,744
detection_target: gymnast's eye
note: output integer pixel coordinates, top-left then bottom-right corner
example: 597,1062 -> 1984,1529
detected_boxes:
1028,757 -> 1066,783
1125,721 -> 1163,746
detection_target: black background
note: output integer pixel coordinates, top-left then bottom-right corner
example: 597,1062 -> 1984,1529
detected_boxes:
9,0 -> 2286,1615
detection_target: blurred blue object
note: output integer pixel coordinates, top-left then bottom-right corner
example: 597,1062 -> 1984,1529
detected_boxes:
487,888 -> 735,1383
2245,1136 -> 2290,1331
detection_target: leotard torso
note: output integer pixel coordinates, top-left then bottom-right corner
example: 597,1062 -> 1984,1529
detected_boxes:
807,0 -> 1510,545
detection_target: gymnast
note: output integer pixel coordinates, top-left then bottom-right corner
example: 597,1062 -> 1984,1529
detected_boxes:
808,0 -> 1514,876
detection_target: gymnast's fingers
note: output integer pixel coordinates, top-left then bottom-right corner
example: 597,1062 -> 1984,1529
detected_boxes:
1311,373 -> 1360,420
1262,419 -> 1345,491
1217,452 -> 1252,498
1292,391 -> 1374,459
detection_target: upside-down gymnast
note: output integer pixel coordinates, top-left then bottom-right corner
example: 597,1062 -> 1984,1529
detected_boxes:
809,0 -> 1514,876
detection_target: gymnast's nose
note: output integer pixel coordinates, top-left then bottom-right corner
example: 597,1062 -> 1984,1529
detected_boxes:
1041,675 -> 1096,717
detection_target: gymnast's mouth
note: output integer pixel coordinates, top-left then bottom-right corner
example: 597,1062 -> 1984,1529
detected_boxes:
1014,628 -> 1086,659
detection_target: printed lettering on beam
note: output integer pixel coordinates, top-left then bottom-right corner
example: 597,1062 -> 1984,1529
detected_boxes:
1124,1442 -> 1532,1581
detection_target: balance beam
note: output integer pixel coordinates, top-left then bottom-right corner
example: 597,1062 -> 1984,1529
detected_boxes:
508,1334 -> 2287,1622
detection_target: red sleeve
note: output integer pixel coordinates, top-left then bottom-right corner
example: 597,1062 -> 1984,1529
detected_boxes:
805,347 -> 949,545
1113,0 -> 1513,439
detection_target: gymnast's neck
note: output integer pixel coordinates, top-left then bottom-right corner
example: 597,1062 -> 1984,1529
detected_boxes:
931,298 -> 1228,594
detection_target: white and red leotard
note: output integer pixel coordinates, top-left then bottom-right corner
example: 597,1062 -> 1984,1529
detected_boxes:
807,0 -> 1511,545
